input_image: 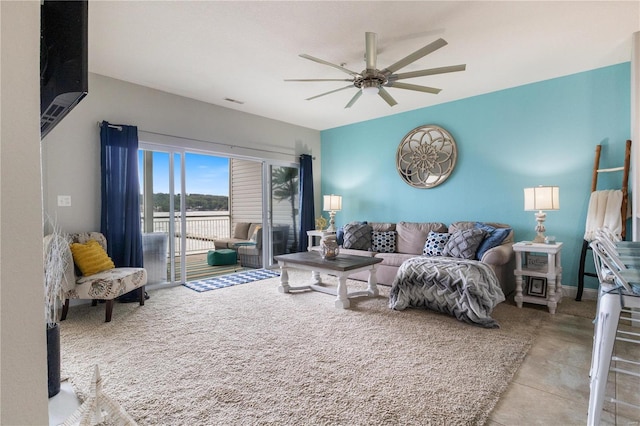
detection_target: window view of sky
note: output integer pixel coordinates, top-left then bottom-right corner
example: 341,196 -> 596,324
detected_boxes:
138,151 -> 229,196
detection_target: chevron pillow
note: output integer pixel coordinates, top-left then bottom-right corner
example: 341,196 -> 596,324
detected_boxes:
442,228 -> 486,259
343,222 -> 373,250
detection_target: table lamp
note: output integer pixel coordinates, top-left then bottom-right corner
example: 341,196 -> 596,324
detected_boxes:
524,186 -> 559,243
323,194 -> 342,232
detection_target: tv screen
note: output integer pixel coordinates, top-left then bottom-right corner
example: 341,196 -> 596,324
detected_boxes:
40,0 -> 88,139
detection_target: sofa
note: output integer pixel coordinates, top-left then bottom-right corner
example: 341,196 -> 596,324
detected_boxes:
213,222 -> 289,268
328,221 -> 515,295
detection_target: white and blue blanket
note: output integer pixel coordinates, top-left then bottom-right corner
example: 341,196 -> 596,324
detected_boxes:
389,256 -> 505,328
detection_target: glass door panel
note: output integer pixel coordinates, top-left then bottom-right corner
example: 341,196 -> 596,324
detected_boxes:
268,164 -> 300,266
139,149 -> 179,285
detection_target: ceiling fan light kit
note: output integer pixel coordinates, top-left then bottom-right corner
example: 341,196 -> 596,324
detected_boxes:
286,32 -> 466,108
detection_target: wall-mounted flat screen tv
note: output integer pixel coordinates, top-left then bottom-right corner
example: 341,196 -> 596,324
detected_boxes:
40,0 -> 88,139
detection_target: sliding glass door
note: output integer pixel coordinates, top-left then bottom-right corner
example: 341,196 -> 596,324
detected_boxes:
139,142 -> 300,281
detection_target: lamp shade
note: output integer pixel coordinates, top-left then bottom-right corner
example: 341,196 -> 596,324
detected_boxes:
524,186 -> 559,211
323,194 -> 342,211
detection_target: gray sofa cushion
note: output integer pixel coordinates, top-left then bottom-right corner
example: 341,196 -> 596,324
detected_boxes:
396,221 -> 448,254
343,222 -> 372,250
443,228 -> 486,259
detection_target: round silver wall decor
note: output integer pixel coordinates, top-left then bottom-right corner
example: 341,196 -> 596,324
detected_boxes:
396,125 -> 457,188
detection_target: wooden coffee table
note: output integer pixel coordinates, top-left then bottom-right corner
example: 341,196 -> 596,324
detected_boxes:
274,251 -> 383,308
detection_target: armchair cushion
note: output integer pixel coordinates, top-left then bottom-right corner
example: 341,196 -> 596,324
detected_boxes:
70,239 -> 115,276
72,268 -> 147,299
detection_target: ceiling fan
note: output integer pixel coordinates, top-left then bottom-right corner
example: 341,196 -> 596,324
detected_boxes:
286,32 -> 466,108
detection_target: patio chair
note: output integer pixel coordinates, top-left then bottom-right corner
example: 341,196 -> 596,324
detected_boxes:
60,232 -> 147,322
587,235 -> 640,425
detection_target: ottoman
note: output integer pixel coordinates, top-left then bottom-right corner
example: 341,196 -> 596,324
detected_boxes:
207,249 -> 237,266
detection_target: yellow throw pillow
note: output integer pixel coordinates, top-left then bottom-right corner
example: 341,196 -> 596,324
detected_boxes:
70,239 -> 115,276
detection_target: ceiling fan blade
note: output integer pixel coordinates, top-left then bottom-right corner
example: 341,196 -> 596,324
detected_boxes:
386,81 -> 441,94
344,90 -> 362,108
306,85 -> 354,101
382,38 -> 448,75
390,64 -> 466,81
365,32 -> 377,70
285,79 -> 353,82
299,54 -> 360,77
377,87 -> 397,107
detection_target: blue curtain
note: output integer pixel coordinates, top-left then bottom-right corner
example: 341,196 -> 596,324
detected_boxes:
100,121 -> 143,268
298,154 -> 315,252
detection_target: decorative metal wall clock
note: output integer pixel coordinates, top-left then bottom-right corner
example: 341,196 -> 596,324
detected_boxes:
396,124 -> 457,188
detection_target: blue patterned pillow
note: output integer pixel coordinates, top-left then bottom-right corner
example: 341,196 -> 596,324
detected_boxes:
423,231 -> 451,256
475,222 -> 512,260
371,231 -> 396,253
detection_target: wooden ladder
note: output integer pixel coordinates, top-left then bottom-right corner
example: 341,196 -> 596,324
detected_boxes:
576,139 -> 631,301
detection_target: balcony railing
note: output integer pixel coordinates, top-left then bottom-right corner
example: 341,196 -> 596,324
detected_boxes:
142,212 -> 230,254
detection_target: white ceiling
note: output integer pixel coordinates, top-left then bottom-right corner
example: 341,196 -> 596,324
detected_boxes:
88,1 -> 640,131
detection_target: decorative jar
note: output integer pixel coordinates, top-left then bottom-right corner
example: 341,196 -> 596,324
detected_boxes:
320,235 -> 339,260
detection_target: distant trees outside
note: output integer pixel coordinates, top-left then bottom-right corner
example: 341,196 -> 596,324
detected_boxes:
149,193 -> 228,212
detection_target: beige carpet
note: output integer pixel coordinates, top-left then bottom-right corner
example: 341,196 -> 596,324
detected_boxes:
60,270 -> 548,425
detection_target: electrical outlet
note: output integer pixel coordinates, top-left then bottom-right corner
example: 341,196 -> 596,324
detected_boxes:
57,195 -> 71,207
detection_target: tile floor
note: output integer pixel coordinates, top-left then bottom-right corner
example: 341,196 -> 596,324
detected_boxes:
50,297 -> 639,425
488,300 -> 640,425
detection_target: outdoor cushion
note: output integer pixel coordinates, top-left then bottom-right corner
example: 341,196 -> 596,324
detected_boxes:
207,249 -> 237,266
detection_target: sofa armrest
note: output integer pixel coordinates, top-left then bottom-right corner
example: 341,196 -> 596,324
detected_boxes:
480,242 -> 513,266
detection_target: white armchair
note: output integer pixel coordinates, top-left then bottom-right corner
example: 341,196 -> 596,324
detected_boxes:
58,232 -> 147,322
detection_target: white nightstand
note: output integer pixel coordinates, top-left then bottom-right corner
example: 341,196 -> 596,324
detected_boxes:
513,241 -> 563,314
306,230 -> 336,251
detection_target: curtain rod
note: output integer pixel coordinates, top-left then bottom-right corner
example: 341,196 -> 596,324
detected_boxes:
138,129 -> 314,160
96,124 -> 315,160
97,121 -> 123,131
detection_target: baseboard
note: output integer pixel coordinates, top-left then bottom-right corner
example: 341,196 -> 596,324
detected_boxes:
562,286 -> 598,300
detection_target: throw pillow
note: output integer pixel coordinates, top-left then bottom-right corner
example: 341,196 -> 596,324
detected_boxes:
423,231 -> 451,256
70,239 -> 115,276
442,228 -> 486,259
475,222 -> 512,260
371,231 -> 397,253
342,222 -> 373,250
250,226 -> 262,242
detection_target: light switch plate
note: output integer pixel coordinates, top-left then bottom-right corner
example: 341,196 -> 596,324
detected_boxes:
57,195 -> 71,207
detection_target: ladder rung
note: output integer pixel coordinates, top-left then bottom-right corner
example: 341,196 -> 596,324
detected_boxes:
609,398 -> 640,410
617,329 -> 640,338
610,367 -> 640,377
597,166 -> 625,173
612,356 -> 640,366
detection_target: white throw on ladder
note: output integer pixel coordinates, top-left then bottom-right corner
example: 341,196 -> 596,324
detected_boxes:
583,190 -> 623,242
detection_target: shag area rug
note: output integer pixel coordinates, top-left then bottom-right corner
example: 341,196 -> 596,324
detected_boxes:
183,268 -> 280,292
60,270 -> 546,425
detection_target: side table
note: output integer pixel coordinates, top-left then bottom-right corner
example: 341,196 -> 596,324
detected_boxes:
513,241 -> 563,314
306,230 -> 336,252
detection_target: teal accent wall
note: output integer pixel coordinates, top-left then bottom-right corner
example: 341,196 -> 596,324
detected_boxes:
320,63 -> 631,290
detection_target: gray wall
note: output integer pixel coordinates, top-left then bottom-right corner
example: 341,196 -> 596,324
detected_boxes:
42,73 -> 321,232
1,1 -> 49,424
